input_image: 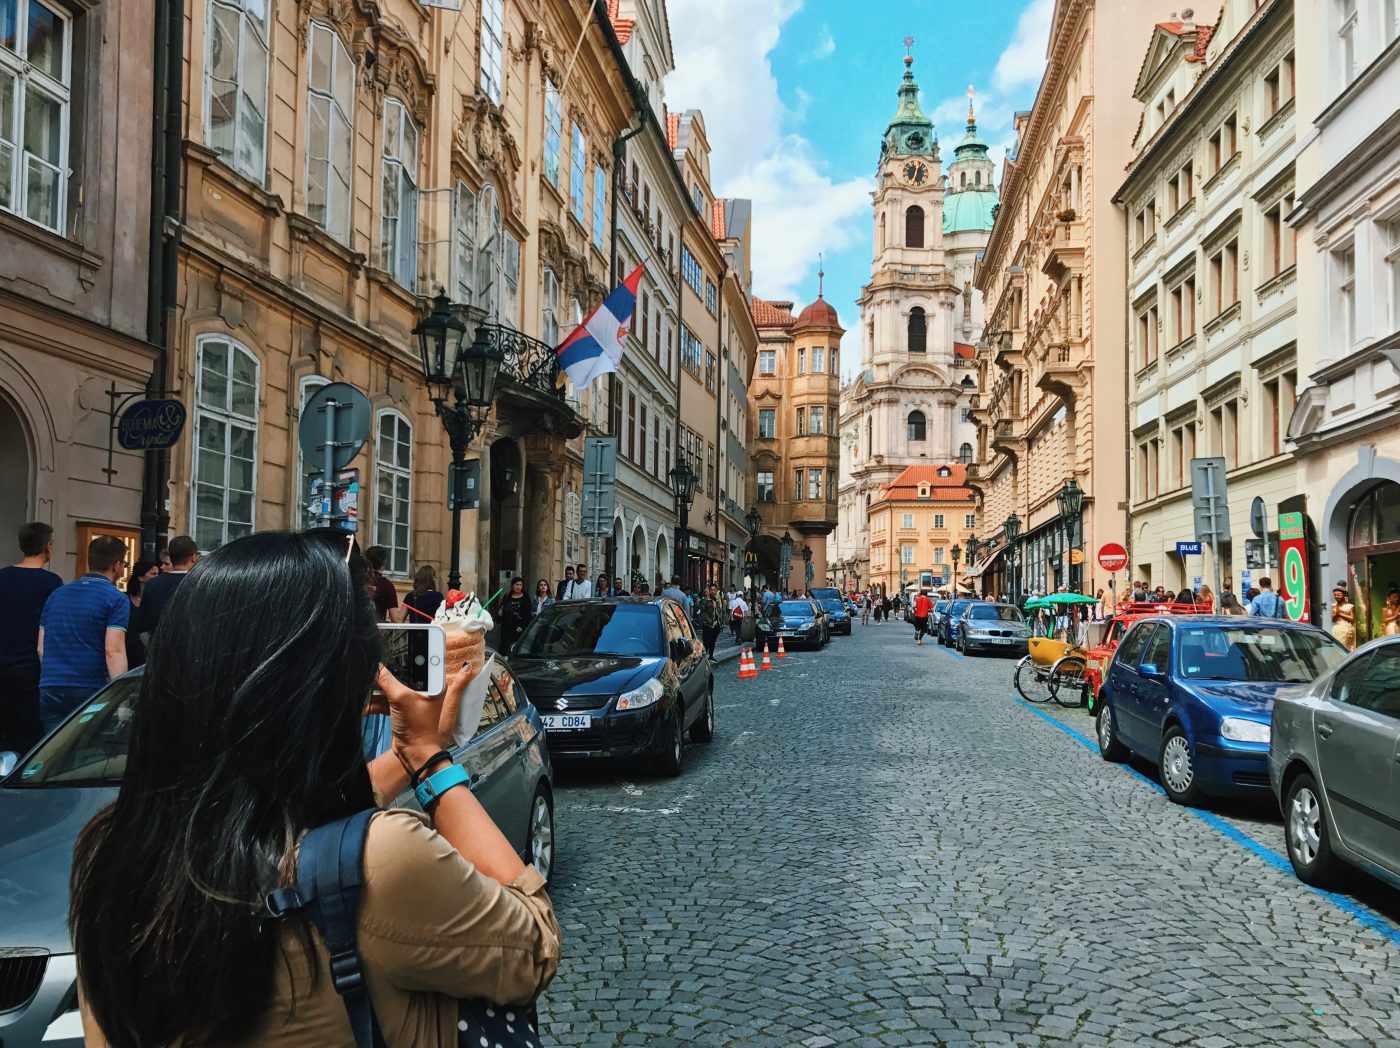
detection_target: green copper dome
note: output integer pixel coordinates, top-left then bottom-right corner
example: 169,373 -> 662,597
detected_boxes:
881,55 -> 935,161
943,189 -> 999,234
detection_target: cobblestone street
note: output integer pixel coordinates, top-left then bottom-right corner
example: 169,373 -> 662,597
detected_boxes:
541,620 -> 1400,1047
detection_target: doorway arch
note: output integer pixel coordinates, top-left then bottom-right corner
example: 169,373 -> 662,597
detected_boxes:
630,522 -> 646,589
1342,480 -> 1400,644
489,438 -> 524,590
0,390 -> 34,552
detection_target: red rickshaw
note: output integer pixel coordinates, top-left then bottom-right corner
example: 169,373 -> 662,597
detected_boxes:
1081,601 -> 1210,714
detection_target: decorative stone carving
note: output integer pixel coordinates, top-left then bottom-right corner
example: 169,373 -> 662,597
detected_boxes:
456,94 -> 523,213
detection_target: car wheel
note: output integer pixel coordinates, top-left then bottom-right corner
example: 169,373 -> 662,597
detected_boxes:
1096,703 -> 1127,762
1285,773 -> 1345,888
1159,725 -> 1202,805
654,706 -> 684,777
526,785 -> 555,885
690,682 -> 715,743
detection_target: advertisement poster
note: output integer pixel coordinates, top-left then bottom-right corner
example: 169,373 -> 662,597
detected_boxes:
307,469 -> 359,532
1279,511 -> 1310,623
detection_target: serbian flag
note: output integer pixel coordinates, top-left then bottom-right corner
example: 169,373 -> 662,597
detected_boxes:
556,264 -> 644,387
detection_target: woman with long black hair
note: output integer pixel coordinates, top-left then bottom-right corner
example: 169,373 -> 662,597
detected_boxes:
70,530 -> 559,1047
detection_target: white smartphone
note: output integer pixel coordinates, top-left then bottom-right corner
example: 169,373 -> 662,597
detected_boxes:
376,623 -> 446,695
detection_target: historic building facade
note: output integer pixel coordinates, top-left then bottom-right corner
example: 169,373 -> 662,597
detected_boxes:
1290,0 -> 1400,641
837,53 -> 991,592
867,464 -> 977,597
1117,1 -> 1299,597
0,0 -> 157,574
969,0 -> 1166,600
750,284 -> 842,592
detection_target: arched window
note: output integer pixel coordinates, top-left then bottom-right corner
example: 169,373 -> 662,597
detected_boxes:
306,23 -> 354,243
866,416 -> 873,456
380,98 -> 419,288
879,212 -> 887,252
375,410 -> 413,576
975,171 -> 982,186
905,205 -> 925,247
960,172 -> 966,188
192,335 -> 260,551
907,410 -> 927,442
959,442 -> 973,464
908,307 -> 927,353
476,183 -> 501,314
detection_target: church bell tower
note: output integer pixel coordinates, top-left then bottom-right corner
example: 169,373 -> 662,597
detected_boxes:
871,45 -> 944,274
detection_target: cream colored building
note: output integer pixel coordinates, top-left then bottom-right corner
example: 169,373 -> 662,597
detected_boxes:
867,464 -> 977,597
837,54 -> 991,592
969,0 -> 1169,600
1117,1 -> 1299,598
1290,0 -> 1400,641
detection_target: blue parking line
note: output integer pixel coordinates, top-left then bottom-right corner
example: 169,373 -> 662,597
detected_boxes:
1011,695 -> 1400,950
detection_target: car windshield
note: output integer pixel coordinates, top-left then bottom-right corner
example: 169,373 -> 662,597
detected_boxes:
934,602 -> 948,612
7,677 -> 142,788
968,604 -> 1023,622
809,588 -> 840,601
777,601 -> 812,616
514,602 -> 663,657
948,602 -> 970,616
820,599 -> 844,611
1176,625 -> 1347,682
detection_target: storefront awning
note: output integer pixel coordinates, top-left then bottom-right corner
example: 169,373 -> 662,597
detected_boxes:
963,544 -> 1007,580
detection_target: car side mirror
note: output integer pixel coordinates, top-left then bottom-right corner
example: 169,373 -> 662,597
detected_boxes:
1140,663 -> 1164,679
0,751 -> 17,779
671,637 -> 690,661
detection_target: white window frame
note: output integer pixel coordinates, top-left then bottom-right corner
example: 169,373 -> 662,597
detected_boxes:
0,0 -> 72,232
379,98 -> 419,289
759,349 -> 776,375
479,0 -> 505,104
204,0 -> 269,183
757,470 -> 774,502
1386,216 -> 1400,329
374,409 -> 413,577
808,469 -> 822,501
543,78 -> 561,187
452,180 -> 478,306
965,513 -> 976,528
810,347 -> 825,373
1338,0 -> 1358,87
592,163 -> 606,250
1335,242 -> 1357,348
541,267 -> 559,346
810,405 -> 825,435
296,375 -> 329,528
502,230 -> 520,324
570,123 -> 586,225
477,183 -> 501,316
934,514 -> 945,529
902,513 -> 914,529
305,22 -> 354,243
191,335 -> 260,552
900,544 -> 915,565
758,408 -> 775,438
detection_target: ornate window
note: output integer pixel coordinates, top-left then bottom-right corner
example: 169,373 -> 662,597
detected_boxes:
543,79 -> 561,187
959,442 -> 973,464
374,411 -> 412,576
541,267 -> 559,346
192,336 -> 259,552
907,410 -> 926,442
570,124 -> 586,225
380,99 -> 419,288
452,181 -> 477,306
905,205 -> 925,247
477,183 -> 501,314
0,0 -> 70,230
908,307 -> 927,353
205,0 -> 269,182
306,24 -> 354,242
479,0 -> 504,103
592,163 -> 606,250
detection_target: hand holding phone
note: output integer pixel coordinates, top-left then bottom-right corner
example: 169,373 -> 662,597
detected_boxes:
376,623 -> 446,696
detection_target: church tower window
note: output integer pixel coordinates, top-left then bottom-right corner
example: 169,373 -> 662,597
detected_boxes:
907,410 -> 927,441
908,307 -> 927,353
905,206 -> 925,248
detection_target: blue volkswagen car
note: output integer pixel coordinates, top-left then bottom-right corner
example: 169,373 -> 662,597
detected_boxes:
1094,616 -> 1346,805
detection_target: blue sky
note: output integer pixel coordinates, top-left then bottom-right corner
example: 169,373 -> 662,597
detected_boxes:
664,0 -> 1053,378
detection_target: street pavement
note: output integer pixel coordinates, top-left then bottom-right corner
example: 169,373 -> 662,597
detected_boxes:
539,618 -> 1400,1047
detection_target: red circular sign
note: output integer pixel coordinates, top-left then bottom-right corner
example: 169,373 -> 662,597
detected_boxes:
1097,543 -> 1128,572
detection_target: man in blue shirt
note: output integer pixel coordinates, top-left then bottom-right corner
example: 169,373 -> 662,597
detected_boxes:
1247,576 -> 1286,618
38,535 -> 130,733
0,522 -> 63,754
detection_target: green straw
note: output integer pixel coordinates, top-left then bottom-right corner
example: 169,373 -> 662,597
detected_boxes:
479,586 -> 505,615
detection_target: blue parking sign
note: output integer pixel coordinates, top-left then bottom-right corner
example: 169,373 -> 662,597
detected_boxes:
1176,541 -> 1203,555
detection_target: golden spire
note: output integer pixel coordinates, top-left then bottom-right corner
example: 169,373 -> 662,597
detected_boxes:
967,84 -> 976,125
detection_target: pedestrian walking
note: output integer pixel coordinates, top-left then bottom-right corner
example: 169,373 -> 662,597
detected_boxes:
533,578 -> 555,617
68,530 -> 559,1048
912,589 -> 933,645
37,535 -> 130,733
555,564 -> 576,599
1197,584 -> 1215,612
728,590 -> 749,641
698,583 -> 725,660
122,559 -> 159,669
1247,577 -> 1286,618
134,534 -> 198,642
1219,590 -> 1246,615
662,576 -> 690,617
364,546 -> 406,623
498,577 -> 533,650
0,521 -> 62,755
403,564 -> 445,621
571,563 -> 593,598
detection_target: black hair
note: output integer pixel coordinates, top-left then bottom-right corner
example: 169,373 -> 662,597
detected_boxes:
127,560 -> 159,597
18,520 -> 52,556
70,530 -> 379,1048
87,535 -> 126,574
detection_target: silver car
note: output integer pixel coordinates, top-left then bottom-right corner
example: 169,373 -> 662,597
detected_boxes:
1269,636 -> 1400,890
0,659 -> 554,1047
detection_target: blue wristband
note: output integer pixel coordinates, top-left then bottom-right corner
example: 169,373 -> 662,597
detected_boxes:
414,763 -> 471,809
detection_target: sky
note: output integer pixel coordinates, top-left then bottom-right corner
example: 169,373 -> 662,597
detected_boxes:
663,0 -> 1055,380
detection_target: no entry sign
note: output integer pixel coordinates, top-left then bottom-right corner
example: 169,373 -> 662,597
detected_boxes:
1097,543 -> 1128,572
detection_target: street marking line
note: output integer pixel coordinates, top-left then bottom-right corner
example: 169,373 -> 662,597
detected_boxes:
1010,695 -> 1400,950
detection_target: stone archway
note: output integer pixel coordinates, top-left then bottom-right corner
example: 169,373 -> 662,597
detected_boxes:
655,533 -> 668,589
488,437 -> 525,591
0,390 -> 33,551
630,521 -> 646,590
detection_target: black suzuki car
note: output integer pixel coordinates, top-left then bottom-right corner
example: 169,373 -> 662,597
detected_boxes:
507,598 -> 714,776
756,599 -> 830,650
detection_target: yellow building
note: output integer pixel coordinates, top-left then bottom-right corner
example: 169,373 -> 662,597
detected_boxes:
867,465 -> 978,597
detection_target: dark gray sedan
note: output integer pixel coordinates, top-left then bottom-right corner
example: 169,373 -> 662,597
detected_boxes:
1270,636 -> 1400,891
0,659 -> 554,1047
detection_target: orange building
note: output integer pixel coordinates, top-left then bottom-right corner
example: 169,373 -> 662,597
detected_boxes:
867,464 -> 979,597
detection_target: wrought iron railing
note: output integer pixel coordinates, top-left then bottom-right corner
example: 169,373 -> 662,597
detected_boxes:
477,321 -> 563,400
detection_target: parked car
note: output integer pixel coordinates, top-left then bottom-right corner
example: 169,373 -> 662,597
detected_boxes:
1095,616 -> 1346,805
929,599 -> 950,636
955,602 -> 1030,656
810,588 -> 852,635
507,598 -> 714,776
937,599 -> 974,645
0,657 -> 554,1048
1082,600 -> 1209,713
756,598 -> 830,650
1270,636 -> 1400,890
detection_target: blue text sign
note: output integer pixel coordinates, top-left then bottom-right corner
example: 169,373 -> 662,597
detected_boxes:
1176,541 -> 1203,556
117,399 -> 187,450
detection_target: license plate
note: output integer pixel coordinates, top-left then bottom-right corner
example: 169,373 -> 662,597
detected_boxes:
777,631 -> 793,637
543,713 -> 592,731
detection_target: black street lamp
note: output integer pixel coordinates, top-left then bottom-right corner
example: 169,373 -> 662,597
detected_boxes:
670,456 -> 698,587
801,542 -> 813,592
744,505 -> 761,607
951,542 -> 961,591
414,290 -> 503,590
965,534 -> 980,597
779,529 -> 793,592
1057,477 -> 1084,592
1004,512 -> 1022,604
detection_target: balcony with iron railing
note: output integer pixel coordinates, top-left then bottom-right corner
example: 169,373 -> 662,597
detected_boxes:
473,320 -> 585,438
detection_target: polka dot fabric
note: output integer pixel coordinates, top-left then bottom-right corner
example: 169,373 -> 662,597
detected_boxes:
452,1000 -> 543,1048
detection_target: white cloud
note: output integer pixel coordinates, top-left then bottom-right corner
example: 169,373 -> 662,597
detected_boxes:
802,24 -> 835,63
992,0 -> 1054,95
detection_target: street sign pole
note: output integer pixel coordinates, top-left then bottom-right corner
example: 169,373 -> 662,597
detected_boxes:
1204,463 -> 1223,605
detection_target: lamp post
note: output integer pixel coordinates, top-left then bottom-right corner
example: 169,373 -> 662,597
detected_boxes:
801,542 -> 813,592
1056,477 -> 1084,593
950,543 -> 961,594
414,290 -> 503,591
670,456 -> 698,589
779,529 -> 793,594
1004,512 -> 1022,605
744,505 -> 761,607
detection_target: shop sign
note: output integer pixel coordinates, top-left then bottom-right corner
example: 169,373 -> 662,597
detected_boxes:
117,399 -> 187,450
1176,541 -> 1203,556
1279,511 -> 1310,623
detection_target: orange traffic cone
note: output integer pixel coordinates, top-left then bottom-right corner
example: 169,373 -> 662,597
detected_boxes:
759,643 -> 774,671
776,636 -> 787,658
737,647 -> 759,679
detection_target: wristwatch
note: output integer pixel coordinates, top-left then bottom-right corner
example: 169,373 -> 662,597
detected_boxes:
414,763 -> 472,809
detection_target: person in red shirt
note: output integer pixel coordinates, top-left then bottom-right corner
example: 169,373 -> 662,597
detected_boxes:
912,589 -> 934,645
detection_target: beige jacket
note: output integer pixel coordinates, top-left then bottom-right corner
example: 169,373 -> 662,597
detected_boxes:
81,810 -> 560,1046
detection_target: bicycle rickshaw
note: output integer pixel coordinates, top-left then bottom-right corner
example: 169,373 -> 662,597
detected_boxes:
1012,593 -> 1099,706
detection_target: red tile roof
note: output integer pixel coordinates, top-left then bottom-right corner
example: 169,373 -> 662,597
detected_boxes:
711,199 -> 727,239
794,295 -> 841,331
1186,23 -> 1214,62
750,298 -> 795,329
666,113 -> 679,150
873,464 -> 974,505
953,342 -> 975,360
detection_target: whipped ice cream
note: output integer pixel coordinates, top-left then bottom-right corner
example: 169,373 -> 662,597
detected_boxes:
433,589 -> 494,632
435,590 -> 492,685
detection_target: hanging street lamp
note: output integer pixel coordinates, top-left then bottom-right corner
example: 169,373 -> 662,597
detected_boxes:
670,456 -> 698,588
1004,512 -> 1022,604
1057,477 -> 1085,592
